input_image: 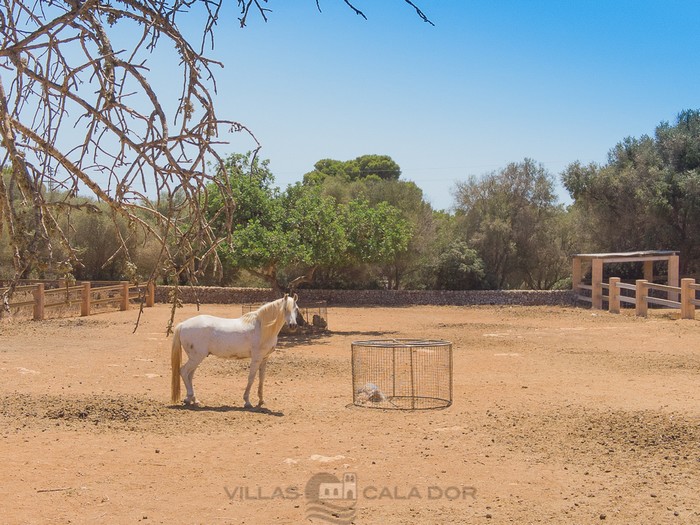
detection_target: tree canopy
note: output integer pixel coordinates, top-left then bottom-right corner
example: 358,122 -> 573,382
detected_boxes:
562,109 -> 700,274
207,153 -> 411,293
454,158 -> 571,289
0,0 -> 430,315
304,155 -> 402,185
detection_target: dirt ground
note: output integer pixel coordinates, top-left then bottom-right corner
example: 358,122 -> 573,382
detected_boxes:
1,302 -> 699,524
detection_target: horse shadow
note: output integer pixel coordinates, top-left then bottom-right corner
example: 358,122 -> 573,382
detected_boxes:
276,330 -> 331,348
277,330 -> 397,349
168,404 -> 284,417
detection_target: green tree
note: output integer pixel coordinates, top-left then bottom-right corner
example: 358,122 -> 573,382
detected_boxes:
210,154 -> 411,292
454,159 -> 570,289
66,204 -> 136,281
303,155 -> 402,185
342,199 -> 411,265
217,179 -> 344,293
0,0 -> 430,320
433,241 -> 487,290
304,154 -> 433,289
562,109 -> 700,274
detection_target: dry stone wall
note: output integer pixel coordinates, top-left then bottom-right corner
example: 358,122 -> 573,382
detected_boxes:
155,286 -> 577,307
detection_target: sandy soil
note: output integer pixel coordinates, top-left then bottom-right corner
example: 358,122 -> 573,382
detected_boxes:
1,303 -> 699,524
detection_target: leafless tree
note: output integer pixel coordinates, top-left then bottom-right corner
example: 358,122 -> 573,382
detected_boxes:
0,0 -> 430,327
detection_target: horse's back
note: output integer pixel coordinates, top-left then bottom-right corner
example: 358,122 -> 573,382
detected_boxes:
177,314 -> 258,358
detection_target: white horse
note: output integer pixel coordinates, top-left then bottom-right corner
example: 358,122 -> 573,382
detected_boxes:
171,294 -> 299,408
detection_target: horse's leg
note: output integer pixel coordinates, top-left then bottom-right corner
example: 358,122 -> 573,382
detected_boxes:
256,357 -> 269,407
181,351 -> 206,406
243,358 -> 263,409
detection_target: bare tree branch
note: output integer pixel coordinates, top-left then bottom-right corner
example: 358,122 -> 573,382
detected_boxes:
0,0 -> 431,326
403,0 -> 434,26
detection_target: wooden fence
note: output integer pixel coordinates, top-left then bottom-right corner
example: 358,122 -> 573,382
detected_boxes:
1,281 -> 155,321
577,277 -> 699,319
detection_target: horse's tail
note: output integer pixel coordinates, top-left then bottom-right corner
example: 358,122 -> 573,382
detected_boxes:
171,323 -> 182,404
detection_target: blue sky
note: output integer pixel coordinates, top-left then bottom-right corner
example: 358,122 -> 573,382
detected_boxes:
173,1 -> 700,211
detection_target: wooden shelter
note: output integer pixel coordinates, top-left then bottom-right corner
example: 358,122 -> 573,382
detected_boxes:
572,251 -> 680,309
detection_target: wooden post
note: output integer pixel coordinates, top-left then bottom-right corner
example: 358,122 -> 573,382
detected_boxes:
668,254 -> 680,302
572,256 -> 582,296
643,260 -> 654,282
592,258 -> 603,309
680,278 -> 696,320
608,277 -> 621,314
121,281 -> 130,311
635,279 -> 648,317
81,282 -> 91,316
33,283 -> 45,321
146,282 -> 155,307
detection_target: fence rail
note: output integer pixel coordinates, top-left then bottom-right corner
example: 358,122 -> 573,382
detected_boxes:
1,281 -> 155,321
580,276 -> 697,319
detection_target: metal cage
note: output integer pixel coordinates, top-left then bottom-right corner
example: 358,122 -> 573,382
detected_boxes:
351,339 -> 453,410
241,300 -> 328,333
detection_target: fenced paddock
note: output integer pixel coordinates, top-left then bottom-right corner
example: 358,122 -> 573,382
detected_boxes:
0,280 -> 155,320
577,276 -> 699,319
572,250 -> 700,319
2,303 -> 700,524
573,251 -> 679,308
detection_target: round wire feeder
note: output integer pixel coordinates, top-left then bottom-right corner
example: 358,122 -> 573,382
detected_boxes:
351,339 -> 453,410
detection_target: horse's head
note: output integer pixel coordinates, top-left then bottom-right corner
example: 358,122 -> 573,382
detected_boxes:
283,293 -> 299,329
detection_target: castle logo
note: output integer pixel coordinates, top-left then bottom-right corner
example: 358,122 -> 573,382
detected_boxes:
305,472 -> 357,524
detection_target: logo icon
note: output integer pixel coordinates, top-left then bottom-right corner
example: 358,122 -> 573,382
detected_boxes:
305,472 -> 357,524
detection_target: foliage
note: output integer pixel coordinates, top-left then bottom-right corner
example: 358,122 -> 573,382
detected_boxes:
562,109 -> 700,274
342,199 -> 411,264
0,0 -> 430,326
304,155 -> 402,185
207,154 -> 411,292
454,158 -> 571,289
304,154 -> 436,289
0,0 -> 263,300
433,241 -> 488,290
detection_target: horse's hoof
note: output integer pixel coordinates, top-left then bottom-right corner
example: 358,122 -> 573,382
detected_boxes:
244,402 -> 253,409
257,401 -> 265,408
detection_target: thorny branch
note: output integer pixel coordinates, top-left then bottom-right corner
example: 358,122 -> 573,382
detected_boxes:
0,0 -> 430,329
0,0 -> 256,329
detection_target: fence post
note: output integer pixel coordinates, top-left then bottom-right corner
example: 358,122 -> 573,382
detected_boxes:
608,277 -> 621,314
635,279 -> 648,317
81,282 -> 91,316
680,278 -> 696,320
592,258 -> 603,309
668,254 -> 680,302
572,256 -> 582,298
146,282 -> 155,307
121,281 -> 130,311
33,283 -> 45,321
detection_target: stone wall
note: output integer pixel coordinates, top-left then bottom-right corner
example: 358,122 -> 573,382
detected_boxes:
155,286 -> 577,307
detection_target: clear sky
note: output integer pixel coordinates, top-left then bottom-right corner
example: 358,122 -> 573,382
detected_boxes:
173,1 -> 700,211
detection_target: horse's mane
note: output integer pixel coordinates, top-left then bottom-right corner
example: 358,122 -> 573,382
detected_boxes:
241,298 -> 286,341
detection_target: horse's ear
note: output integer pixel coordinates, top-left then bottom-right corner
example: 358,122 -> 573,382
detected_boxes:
293,293 -> 298,302
284,293 -> 288,300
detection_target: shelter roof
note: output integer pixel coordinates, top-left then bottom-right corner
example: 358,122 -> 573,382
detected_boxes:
572,251 -> 679,262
